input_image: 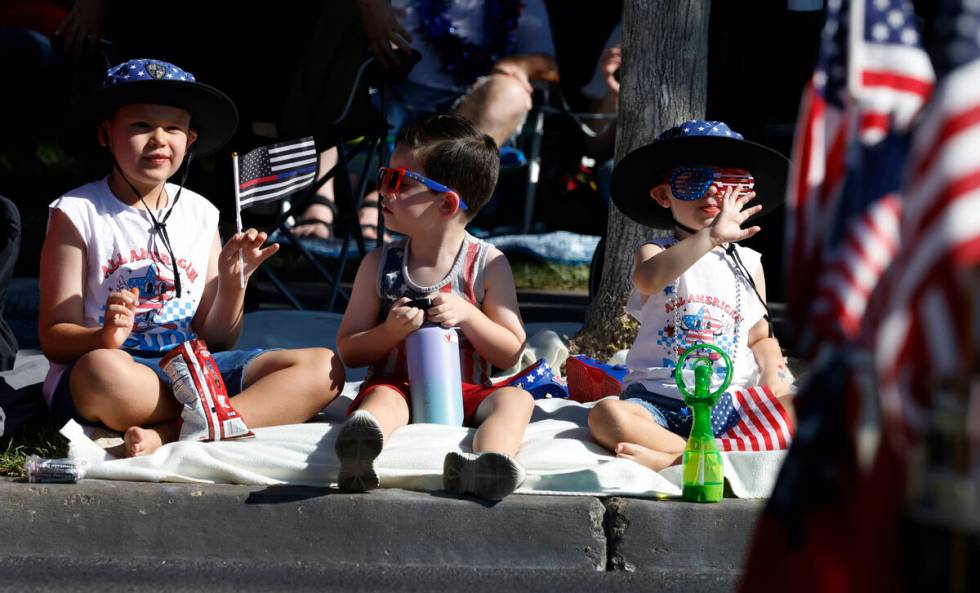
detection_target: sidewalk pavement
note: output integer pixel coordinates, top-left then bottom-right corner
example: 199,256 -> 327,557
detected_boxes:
0,477 -> 763,591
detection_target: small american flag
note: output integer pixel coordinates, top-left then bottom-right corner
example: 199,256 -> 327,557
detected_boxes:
785,0 -> 933,346
715,387 -> 794,452
236,137 -> 317,208
873,0 -> 980,433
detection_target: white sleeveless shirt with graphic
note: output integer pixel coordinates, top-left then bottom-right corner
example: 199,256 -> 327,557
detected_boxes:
42,177 -> 217,403
624,237 -> 766,400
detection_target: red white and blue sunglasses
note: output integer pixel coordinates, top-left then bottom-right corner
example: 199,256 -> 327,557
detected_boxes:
377,166 -> 467,210
668,166 -> 754,201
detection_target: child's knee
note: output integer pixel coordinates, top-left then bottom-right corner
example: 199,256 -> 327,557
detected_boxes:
71,349 -> 153,422
487,74 -> 533,112
491,387 -> 535,415
588,398 -> 626,432
72,349 -> 135,390
305,347 -> 345,390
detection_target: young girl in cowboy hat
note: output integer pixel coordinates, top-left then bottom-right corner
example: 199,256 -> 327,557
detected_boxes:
39,58 -> 344,457
588,120 -> 796,472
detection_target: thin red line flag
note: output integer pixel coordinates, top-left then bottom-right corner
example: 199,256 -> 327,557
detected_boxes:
237,137 -> 317,208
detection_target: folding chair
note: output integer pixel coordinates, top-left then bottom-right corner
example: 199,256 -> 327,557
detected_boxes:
248,55 -> 403,312
516,84 -> 618,234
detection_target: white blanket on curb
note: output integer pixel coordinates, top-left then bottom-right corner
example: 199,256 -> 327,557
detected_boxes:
62,387 -> 786,498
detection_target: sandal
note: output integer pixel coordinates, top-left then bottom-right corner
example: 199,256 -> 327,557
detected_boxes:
290,195 -> 338,239
358,199 -> 391,242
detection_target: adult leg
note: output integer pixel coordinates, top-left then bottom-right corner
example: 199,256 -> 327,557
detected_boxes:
291,148 -> 339,239
336,385 -> 409,491
588,398 -> 686,471
454,73 -> 533,147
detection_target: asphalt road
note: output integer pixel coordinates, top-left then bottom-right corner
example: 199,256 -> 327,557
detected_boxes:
0,556 -> 740,593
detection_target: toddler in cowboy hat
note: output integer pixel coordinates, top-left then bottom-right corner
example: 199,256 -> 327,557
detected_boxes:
39,58 -> 344,457
587,120 -> 796,471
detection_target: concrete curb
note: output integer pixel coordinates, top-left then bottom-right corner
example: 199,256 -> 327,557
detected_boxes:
605,497 -> 764,572
0,479 -> 606,570
1,478 -> 767,592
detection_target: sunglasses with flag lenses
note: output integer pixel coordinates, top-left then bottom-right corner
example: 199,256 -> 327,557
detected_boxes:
668,166 -> 755,201
378,166 -> 467,210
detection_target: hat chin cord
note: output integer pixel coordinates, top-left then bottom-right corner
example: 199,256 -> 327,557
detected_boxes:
108,150 -> 194,299
671,218 -> 700,236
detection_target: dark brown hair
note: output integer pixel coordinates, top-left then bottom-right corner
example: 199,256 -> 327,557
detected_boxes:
395,114 -> 499,218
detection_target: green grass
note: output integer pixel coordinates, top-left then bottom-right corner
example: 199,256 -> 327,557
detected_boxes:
509,258 -> 589,291
0,420 -> 69,478
260,248 -> 591,292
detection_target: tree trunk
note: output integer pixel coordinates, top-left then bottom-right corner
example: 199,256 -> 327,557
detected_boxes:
572,0 -> 712,359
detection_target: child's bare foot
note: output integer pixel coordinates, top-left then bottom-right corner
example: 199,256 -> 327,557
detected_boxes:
124,426 -> 163,458
615,442 -> 682,472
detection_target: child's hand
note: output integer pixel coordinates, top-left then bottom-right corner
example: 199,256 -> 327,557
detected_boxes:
760,363 -> 794,398
219,229 -> 280,286
708,185 -> 763,246
101,287 -> 139,349
426,293 -> 475,329
384,297 -> 425,340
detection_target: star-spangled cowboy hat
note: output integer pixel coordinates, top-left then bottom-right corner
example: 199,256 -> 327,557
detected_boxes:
79,58 -> 238,156
610,120 -> 790,229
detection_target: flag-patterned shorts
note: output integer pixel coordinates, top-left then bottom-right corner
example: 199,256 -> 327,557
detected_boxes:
620,383 -> 741,438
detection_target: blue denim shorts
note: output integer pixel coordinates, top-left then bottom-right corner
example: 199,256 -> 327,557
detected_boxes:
49,348 -> 271,428
620,383 -> 741,438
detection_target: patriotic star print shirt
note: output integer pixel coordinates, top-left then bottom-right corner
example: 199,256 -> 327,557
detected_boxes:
368,232 -> 492,386
624,237 -> 766,400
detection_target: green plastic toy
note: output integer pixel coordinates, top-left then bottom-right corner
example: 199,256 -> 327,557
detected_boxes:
675,344 -> 733,503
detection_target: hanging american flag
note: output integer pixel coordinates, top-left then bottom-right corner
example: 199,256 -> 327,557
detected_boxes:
785,0 -> 933,347
715,387 -> 795,452
236,137 -> 317,208
873,0 -> 980,432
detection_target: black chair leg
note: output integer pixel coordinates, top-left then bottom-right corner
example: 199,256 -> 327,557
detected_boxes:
259,264 -> 306,311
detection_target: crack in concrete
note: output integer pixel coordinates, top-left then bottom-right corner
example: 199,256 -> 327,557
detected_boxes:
600,497 -> 635,572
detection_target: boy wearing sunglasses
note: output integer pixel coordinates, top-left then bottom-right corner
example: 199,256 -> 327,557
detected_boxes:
335,114 -> 533,500
588,120 -> 796,471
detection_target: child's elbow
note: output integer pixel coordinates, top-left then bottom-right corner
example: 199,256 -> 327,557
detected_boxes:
498,353 -> 521,370
631,271 -> 661,297
336,338 -> 364,369
496,343 -> 524,370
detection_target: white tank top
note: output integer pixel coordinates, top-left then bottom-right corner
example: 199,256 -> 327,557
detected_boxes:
42,177 -> 218,402
624,237 -> 766,399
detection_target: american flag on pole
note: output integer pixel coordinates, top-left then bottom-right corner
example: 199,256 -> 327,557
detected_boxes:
715,387 -> 795,452
785,0 -> 933,347
742,3 -> 980,592
236,137 -> 317,208
873,0 -> 980,433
